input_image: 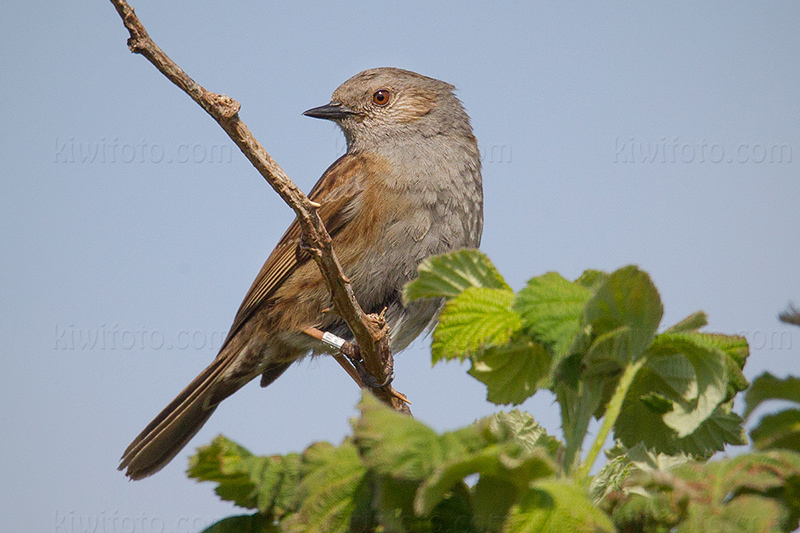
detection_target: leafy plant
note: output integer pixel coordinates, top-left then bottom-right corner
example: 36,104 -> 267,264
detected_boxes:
186,250 -> 800,532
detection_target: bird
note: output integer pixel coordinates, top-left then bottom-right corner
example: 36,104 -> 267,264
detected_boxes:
119,67 -> 483,479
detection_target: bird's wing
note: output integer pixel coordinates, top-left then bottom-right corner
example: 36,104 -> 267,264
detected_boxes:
219,153 -> 368,350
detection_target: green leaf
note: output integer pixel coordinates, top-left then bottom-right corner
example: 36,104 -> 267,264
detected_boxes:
679,402 -> 747,455
678,494 -> 783,533
666,311 -> 709,332
669,451 -> 800,533
473,477 -> 519,532
375,477 -> 431,533
751,409 -> 800,452
354,392 -> 454,481
415,410 -> 561,518
415,444 -> 554,516
648,332 -> 729,437
514,272 -> 592,357
575,269 -> 609,292
601,450 -> 800,532
594,446 -> 687,532
615,354 -> 745,457
584,265 -> 663,362
610,331 -> 741,456
281,440 -> 369,533
429,483 -> 478,533
468,337 -> 551,405
503,479 -> 615,533
187,435 -> 300,515
589,448 -> 633,503
482,411 -> 564,461
704,333 -> 750,400
403,249 -> 510,302
199,513 -> 277,533
583,326 -> 635,376
432,287 -> 522,363
704,332 -> 749,370
745,372 -> 800,418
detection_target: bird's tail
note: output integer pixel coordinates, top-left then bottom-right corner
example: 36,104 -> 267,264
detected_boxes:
118,357 -> 231,480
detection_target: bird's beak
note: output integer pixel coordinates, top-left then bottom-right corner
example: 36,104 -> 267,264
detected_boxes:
302,101 -> 357,120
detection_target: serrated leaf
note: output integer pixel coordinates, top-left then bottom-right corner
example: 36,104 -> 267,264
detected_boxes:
403,249 -> 510,302
704,332 -> 749,370
514,272 -> 592,357
679,403 -> 747,455
751,409 -> 800,452
669,451 -> 800,533
704,333 -> 750,400
595,445 -> 687,532
590,450 -> 633,503
468,337 -> 551,405
592,443 -> 691,506
624,442 -> 692,473
611,330 -> 742,446
648,332 -> 729,437
354,392 -> 454,481
187,435 -> 300,515
678,494 -> 783,533
483,411 -> 564,460
281,440 -> 369,533
503,479 -> 615,533
602,450 -> 800,532
432,287 -> 522,363
615,354 -> 745,457
415,410 -> 561,518
604,491 -> 679,533
584,265 -> 663,362
745,372 -> 800,418
415,445 -> 554,516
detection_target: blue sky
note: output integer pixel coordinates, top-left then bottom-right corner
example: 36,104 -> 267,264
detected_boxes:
2,2 -> 800,531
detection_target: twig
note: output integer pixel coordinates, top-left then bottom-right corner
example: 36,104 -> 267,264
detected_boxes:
109,0 -> 409,413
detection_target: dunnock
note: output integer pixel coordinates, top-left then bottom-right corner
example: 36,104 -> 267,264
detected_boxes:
120,67 -> 483,479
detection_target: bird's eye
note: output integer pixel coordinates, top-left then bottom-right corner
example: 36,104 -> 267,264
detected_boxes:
372,89 -> 391,106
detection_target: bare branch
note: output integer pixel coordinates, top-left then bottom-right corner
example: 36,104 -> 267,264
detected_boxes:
110,0 -> 409,412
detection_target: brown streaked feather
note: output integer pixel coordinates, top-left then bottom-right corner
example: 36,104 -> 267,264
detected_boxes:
119,154 -> 383,479
218,153 -> 375,352
118,353 -> 232,478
